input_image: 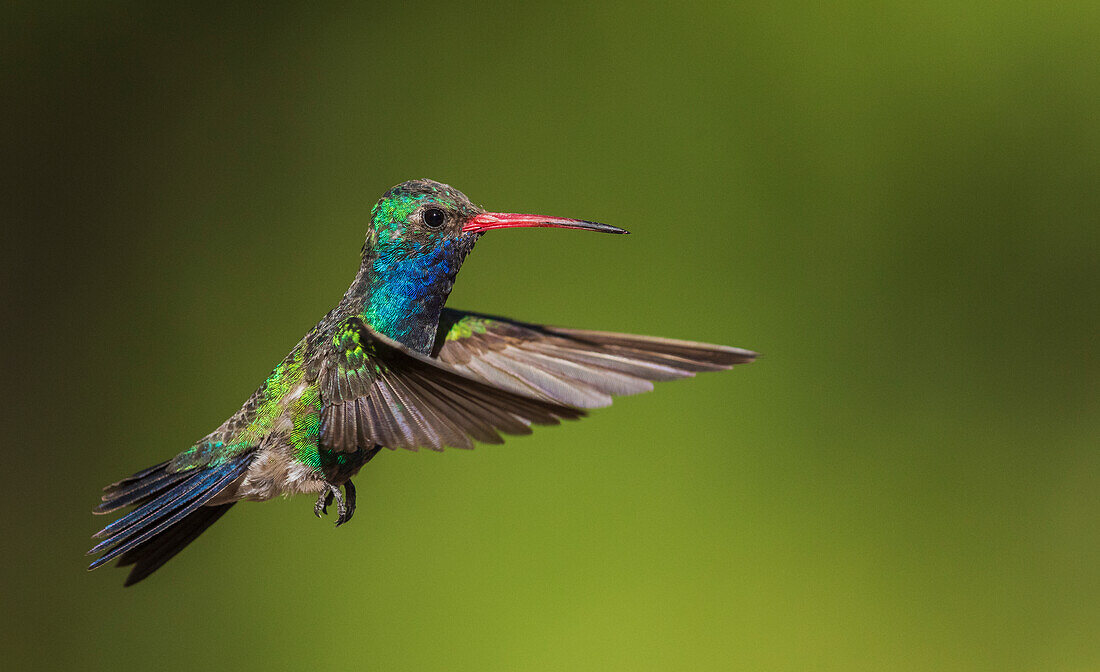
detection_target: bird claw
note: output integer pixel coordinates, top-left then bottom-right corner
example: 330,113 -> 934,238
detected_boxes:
313,480 -> 356,527
314,489 -> 334,517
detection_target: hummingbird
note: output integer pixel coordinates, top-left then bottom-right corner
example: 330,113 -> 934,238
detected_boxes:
88,179 -> 757,585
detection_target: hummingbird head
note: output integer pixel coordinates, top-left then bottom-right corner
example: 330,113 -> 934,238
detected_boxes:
355,178 -> 627,352
365,178 -> 627,257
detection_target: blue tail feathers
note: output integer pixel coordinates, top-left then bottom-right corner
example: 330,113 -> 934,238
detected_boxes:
88,456 -> 250,584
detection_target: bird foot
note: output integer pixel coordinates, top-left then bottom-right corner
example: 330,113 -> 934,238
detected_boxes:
313,480 -> 356,527
313,488 -> 335,517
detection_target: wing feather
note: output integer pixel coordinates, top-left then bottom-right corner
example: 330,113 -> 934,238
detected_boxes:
316,310 -> 754,453
318,317 -> 583,452
431,310 -> 756,407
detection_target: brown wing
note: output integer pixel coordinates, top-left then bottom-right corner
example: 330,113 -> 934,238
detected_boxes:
431,309 -> 757,409
318,317 -> 585,452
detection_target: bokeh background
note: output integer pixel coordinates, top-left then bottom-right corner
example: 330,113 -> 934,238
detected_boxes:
4,2 -> 1098,670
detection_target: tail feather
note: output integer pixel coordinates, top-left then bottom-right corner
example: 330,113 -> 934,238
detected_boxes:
96,466 -> 191,514
92,468 -> 226,541
88,456 -> 250,581
103,461 -> 169,490
116,503 -> 236,586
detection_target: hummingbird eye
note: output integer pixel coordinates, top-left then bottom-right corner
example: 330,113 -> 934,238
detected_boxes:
422,208 -> 446,230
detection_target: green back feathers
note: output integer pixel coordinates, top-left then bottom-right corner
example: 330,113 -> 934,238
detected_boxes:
169,342 -> 323,472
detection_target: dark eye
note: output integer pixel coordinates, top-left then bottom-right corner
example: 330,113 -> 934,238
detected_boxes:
423,208 -> 446,229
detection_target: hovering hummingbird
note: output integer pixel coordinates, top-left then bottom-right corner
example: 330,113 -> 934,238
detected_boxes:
88,179 -> 757,585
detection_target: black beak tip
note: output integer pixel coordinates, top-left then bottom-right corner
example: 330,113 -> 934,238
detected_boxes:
589,221 -> 630,235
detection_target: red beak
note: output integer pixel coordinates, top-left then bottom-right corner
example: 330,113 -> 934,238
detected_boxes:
462,212 -> 629,235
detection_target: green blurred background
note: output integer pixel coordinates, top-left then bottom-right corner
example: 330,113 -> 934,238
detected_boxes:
4,2 -> 1098,670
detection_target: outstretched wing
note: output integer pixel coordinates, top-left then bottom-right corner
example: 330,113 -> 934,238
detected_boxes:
318,317 -> 585,452
431,309 -> 757,409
